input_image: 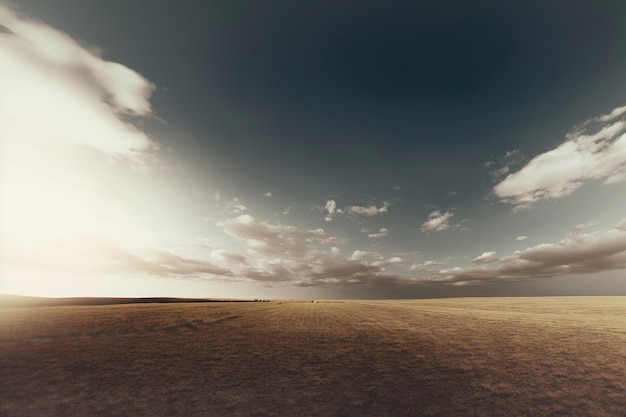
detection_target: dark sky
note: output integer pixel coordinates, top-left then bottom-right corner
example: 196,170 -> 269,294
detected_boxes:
3,1 -> 626,298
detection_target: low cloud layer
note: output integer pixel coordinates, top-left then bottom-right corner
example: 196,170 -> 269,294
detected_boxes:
434,220 -> 626,285
218,215 -> 413,287
494,105 -> 626,210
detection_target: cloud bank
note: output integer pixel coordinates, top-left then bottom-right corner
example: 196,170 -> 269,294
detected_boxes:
218,215 -> 413,287
434,220 -> 626,285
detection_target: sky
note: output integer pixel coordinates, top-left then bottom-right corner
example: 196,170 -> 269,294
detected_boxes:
2,0 -> 626,299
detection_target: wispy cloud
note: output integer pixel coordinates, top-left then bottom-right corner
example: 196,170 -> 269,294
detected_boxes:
410,260 -> 447,271
432,220 -> 626,285
367,228 -> 389,239
574,222 -> 596,232
223,197 -> 247,214
494,105 -> 626,210
0,235 -> 232,277
516,235 -> 528,241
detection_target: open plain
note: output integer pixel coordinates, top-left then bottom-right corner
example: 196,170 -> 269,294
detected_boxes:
1,297 -> 626,417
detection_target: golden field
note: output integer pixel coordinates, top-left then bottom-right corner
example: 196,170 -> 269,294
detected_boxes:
1,297 -> 626,416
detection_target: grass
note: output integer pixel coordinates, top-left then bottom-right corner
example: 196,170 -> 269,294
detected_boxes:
1,297 -> 626,416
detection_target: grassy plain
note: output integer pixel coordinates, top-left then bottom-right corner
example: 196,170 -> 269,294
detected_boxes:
1,297 -> 626,416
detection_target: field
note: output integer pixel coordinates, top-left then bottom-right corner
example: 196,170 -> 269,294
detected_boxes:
1,297 -> 626,416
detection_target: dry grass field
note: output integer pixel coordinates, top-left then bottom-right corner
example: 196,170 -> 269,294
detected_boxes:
1,297 -> 626,417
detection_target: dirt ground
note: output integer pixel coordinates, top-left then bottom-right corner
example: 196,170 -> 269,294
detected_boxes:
1,297 -> 626,416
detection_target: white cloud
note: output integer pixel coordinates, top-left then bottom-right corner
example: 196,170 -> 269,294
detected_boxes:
421,210 -> 467,233
433,220 -> 626,285
323,199 -> 339,221
347,201 -> 390,216
321,199 -> 388,221
368,228 -> 389,239
0,5 -> 163,256
0,5 -> 157,164
211,250 -> 248,265
493,105 -> 626,209
597,105 -> 626,122
325,199 -> 337,214
472,251 -> 498,264
516,235 -> 528,241
263,192 -> 272,197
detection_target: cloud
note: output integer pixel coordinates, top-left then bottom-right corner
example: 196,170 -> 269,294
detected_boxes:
218,215 -> 414,287
432,220 -> 626,285
211,250 -> 248,265
597,105 -> 626,122
367,228 -> 389,239
493,105 -> 626,209
324,199 -> 339,221
574,222 -> 596,232
347,201 -> 390,216
421,210 -> 467,232
223,197 -> 247,214
516,235 -> 528,241
1,5 -> 165,260
0,235 -> 232,277
0,4 -> 158,165
321,199 -> 388,221
263,192 -> 272,197
491,166 -> 509,179
371,256 -> 403,267
504,149 -> 522,160
472,251 -> 498,264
